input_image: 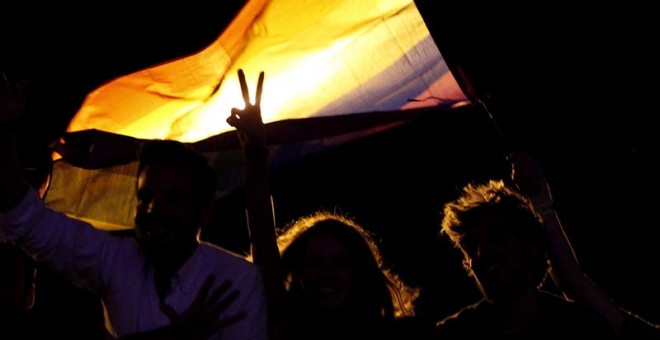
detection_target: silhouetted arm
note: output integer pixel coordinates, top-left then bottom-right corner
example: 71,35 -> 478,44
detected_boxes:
227,69 -> 285,339
0,73 -> 29,212
510,151 -> 660,338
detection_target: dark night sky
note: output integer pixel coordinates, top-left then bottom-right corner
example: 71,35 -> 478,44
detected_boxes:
3,2 -> 659,331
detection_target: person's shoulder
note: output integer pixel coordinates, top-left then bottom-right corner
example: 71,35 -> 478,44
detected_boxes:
621,311 -> 660,339
197,242 -> 259,272
538,290 -> 591,313
198,241 -> 251,262
538,290 -> 599,318
437,299 -> 488,323
538,290 -> 617,337
435,299 -> 489,333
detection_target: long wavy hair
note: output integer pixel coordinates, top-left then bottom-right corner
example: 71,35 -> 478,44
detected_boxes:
277,211 -> 419,320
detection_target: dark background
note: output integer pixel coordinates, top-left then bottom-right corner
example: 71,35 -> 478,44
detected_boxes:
3,1 -> 658,335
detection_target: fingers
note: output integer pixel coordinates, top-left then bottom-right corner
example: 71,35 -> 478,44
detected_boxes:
238,69 -> 250,106
212,289 -> 239,316
159,302 -> 177,320
196,278 -> 242,326
194,276 -> 238,314
207,279 -> 231,306
255,71 -> 264,107
226,109 -> 241,127
194,274 -> 216,305
227,109 -> 249,144
205,279 -> 239,316
159,277 -> 243,337
217,311 -> 247,329
237,69 -> 265,107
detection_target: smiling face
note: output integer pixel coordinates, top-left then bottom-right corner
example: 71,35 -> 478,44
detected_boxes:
441,180 -> 549,305
134,164 -> 208,264
301,234 -> 354,311
460,212 -> 535,303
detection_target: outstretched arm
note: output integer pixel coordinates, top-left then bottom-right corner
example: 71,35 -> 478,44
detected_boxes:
509,151 -> 582,295
227,69 -> 285,338
509,151 -> 660,338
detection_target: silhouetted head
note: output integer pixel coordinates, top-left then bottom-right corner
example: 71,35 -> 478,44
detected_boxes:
441,180 -> 547,303
134,140 -> 216,264
278,211 -> 417,321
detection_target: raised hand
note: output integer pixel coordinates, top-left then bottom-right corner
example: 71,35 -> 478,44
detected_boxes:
159,275 -> 246,340
0,72 -> 28,129
226,70 -> 283,333
1,72 -> 31,210
226,69 -> 267,161
508,151 -> 553,211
